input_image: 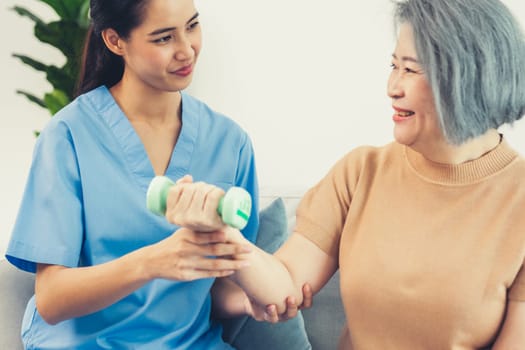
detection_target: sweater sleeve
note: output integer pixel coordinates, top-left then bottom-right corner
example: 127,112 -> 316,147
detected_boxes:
295,148 -> 366,259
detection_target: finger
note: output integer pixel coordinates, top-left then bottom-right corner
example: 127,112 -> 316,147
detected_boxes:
190,183 -> 225,229
173,183 -> 195,213
165,183 -> 189,221
179,268 -> 236,281
264,304 -> 279,323
192,256 -> 251,272
197,242 -> 252,257
300,283 -> 313,309
189,230 -> 227,244
203,186 -> 225,215
188,182 -> 214,210
173,227 -> 224,245
187,230 -> 252,253
177,233 -> 252,258
176,175 -> 193,185
199,243 -> 251,260
171,182 -> 225,231
190,182 -> 222,223
284,296 -> 299,320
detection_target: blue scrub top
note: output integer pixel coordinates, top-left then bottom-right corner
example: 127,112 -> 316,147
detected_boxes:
6,86 -> 260,350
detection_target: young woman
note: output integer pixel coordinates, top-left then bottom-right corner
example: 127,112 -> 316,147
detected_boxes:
167,0 -> 525,349
6,0 -> 303,348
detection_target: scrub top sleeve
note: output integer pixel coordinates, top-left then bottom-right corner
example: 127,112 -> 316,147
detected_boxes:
6,121 -> 84,273
235,133 -> 259,244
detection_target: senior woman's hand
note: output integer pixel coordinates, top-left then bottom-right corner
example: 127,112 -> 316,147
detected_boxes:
245,283 -> 313,323
164,175 -> 227,232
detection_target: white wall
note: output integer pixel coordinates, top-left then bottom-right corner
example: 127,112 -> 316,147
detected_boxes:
2,0 -> 525,257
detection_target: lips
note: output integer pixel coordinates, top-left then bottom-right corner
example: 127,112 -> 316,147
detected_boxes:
392,106 -> 415,122
393,106 -> 414,117
173,64 -> 193,77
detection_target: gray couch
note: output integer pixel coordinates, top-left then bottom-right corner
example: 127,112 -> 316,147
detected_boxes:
0,193 -> 346,349
0,260 -> 344,349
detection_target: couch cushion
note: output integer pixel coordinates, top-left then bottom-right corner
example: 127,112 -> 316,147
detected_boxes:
220,197 -> 311,349
301,271 -> 346,350
259,191 -> 347,350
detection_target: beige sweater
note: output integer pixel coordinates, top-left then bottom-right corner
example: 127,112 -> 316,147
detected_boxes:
296,140 -> 525,350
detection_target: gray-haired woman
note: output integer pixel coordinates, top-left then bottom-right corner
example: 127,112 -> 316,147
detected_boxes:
166,0 -> 525,348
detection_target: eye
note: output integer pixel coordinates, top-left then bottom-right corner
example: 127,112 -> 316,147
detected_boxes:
390,63 -> 398,70
404,67 -> 417,73
187,21 -> 200,31
152,35 -> 172,44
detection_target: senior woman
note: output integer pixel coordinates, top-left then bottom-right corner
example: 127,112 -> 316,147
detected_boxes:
166,0 -> 525,349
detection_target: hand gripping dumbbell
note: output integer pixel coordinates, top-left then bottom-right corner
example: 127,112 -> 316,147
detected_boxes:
146,176 -> 252,230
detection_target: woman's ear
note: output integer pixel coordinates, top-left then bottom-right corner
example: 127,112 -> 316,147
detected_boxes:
101,28 -> 125,56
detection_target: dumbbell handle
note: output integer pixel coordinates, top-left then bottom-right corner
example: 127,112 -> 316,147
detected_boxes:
146,176 -> 252,230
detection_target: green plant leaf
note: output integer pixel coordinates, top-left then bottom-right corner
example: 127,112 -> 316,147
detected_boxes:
43,89 -> 70,115
46,66 -> 76,100
11,6 -> 45,25
15,90 -> 46,108
12,54 -> 75,99
35,20 -> 87,58
12,0 -> 90,136
38,0 -> 88,21
12,53 -> 49,73
77,0 -> 90,28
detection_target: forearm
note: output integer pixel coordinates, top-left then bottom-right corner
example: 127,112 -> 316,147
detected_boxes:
230,241 -> 303,314
211,277 -> 248,318
36,247 -> 152,325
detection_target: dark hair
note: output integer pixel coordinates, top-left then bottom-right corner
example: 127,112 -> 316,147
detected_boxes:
76,0 -> 150,96
394,0 -> 525,144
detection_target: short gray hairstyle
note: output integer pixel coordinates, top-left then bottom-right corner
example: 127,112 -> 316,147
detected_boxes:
394,0 -> 525,144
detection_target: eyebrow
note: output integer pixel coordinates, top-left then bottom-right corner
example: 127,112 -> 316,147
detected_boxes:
147,12 -> 199,36
391,53 -> 419,64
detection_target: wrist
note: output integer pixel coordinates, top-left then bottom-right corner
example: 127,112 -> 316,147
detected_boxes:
129,245 -> 157,282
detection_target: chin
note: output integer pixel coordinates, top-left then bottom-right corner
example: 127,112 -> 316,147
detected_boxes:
164,80 -> 193,93
393,129 -> 416,146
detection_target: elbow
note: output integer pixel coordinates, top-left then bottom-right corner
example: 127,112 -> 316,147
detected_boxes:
35,293 -> 63,325
267,280 -> 304,315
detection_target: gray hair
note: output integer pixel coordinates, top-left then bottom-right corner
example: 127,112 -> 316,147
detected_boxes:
394,0 -> 525,144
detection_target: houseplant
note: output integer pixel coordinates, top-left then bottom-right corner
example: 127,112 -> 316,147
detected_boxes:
12,0 -> 90,134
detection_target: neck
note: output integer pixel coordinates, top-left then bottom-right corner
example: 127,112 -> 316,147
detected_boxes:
413,129 -> 501,164
110,77 -> 182,126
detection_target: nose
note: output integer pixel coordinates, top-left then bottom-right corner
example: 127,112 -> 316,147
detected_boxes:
387,70 -> 404,99
174,35 -> 194,62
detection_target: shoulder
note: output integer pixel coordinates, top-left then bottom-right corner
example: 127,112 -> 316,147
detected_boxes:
42,86 -> 108,131
34,87 -> 116,155
336,141 -> 402,173
181,92 -> 248,140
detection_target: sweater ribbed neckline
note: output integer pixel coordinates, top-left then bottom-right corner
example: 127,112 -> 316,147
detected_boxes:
403,139 -> 518,185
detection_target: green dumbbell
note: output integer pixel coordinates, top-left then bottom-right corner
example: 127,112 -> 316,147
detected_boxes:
146,176 -> 252,230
